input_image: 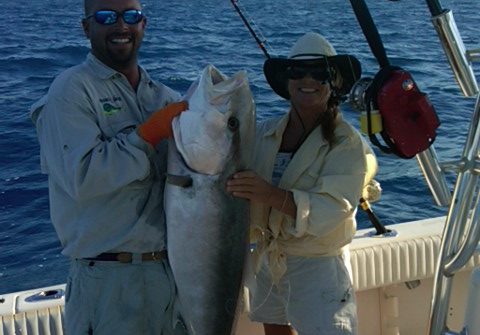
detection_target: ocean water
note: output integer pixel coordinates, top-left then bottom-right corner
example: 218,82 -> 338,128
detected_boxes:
1,0 -> 479,295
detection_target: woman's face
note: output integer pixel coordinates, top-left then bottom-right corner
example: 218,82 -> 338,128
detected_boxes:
286,66 -> 332,112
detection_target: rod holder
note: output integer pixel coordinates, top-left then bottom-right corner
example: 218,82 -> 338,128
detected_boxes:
432,9 -> 478,97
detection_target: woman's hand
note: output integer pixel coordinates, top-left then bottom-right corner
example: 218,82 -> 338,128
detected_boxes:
227,170 -> 296,217
227,170 -> 275,203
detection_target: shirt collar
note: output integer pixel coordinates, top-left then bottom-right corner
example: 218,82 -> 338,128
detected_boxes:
85,53 -> 152,85
264,110 -> 342,147
86,53 -> 116,79
264,113 -> 290,138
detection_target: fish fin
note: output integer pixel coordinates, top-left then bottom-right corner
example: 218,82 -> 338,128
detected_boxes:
172,316 -> 189,335
166,174 -> 193,188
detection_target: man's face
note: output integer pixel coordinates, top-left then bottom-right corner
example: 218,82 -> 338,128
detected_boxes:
82,0 -> 146,70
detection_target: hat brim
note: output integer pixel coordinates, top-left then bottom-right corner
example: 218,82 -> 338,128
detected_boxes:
263,55 -> 362,100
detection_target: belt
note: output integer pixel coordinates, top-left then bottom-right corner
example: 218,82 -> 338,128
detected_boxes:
84,251 -> 167,263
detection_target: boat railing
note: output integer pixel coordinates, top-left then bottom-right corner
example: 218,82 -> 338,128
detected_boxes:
431,9 -> 478,96
416,147 -> 451,207
424,1 -> 480,335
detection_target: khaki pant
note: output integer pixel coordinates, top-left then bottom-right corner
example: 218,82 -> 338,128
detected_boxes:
65,258 -> 178,335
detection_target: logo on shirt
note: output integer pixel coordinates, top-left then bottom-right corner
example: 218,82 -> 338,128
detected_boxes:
99,97 -> 122,116
102,103 -> 121,116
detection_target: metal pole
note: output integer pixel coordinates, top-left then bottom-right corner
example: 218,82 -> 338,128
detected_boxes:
416,147 -> 452,207
428,94 -> 480,335
431,10 -> 479,97
444,96 -> 480,276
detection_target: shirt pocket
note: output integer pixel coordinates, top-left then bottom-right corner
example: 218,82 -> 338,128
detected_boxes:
96,100 -> 138,138
298,159 -> 324,188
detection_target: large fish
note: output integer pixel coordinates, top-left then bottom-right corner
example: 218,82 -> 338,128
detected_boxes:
165,64 -> 255,334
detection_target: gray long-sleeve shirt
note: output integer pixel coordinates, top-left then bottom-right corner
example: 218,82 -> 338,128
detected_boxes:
30,53 -> 181,258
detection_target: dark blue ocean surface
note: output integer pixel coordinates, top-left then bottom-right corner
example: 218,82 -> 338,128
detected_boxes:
1,0 -> 479,294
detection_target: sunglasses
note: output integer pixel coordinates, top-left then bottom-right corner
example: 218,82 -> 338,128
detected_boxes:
86,9 -> 144,25
285,66 -> 331,83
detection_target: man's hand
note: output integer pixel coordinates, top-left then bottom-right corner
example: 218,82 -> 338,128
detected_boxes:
138,101 -> 188,146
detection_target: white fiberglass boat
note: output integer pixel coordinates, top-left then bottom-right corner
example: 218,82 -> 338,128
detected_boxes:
1,216 -> 479,335
2,0 -> 480,335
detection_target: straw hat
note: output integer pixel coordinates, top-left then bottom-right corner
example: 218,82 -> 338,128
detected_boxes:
263,32 -> 362,99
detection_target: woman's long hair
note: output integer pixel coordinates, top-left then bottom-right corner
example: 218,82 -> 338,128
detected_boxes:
320,66 -> 343,146
320,94 -> 341,146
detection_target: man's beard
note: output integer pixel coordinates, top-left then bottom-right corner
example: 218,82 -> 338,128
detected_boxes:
107,47 -> 137,69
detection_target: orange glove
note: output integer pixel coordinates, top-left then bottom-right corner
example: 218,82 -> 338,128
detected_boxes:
138,101 -> 188,146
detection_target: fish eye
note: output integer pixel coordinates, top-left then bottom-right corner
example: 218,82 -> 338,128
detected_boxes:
227,117 -> 239,131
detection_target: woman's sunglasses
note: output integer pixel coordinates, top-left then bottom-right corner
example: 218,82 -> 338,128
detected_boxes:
285,66 -> 331,83
86,9 -> 144,25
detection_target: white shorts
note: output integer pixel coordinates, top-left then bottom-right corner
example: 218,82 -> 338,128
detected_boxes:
65,258 -> 178,335
248,253 -> 357,335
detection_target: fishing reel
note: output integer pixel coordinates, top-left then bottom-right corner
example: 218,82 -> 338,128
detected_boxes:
349,77 -> 372,112
347,66 -> 440,159
349,69 -> 452,207
349,77 -> 382,134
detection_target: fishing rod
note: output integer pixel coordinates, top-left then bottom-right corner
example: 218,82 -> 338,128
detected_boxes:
359,198 -> 391,235
230,0 -> 271,59
425,0 -> 445,16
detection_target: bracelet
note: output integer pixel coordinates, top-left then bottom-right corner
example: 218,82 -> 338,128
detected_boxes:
280,190 -> 288,212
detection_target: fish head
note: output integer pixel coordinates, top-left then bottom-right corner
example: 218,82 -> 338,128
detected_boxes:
172,65 -> 255,175
223,72 -> 256,173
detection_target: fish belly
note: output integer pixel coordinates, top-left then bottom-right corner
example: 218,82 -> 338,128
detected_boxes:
166,143 -> 249,335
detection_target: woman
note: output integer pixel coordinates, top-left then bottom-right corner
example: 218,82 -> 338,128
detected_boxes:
227,32 -> 377,335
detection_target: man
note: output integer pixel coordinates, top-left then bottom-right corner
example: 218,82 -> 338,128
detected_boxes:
30,0 -> 187,333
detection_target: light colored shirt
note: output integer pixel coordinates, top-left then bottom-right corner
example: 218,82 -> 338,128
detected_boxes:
250,112 -> 377,282
272,152 -> 292,186
30,53 -> 181,258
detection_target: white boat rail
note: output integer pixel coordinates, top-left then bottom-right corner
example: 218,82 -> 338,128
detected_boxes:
426,1 -> 480,334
